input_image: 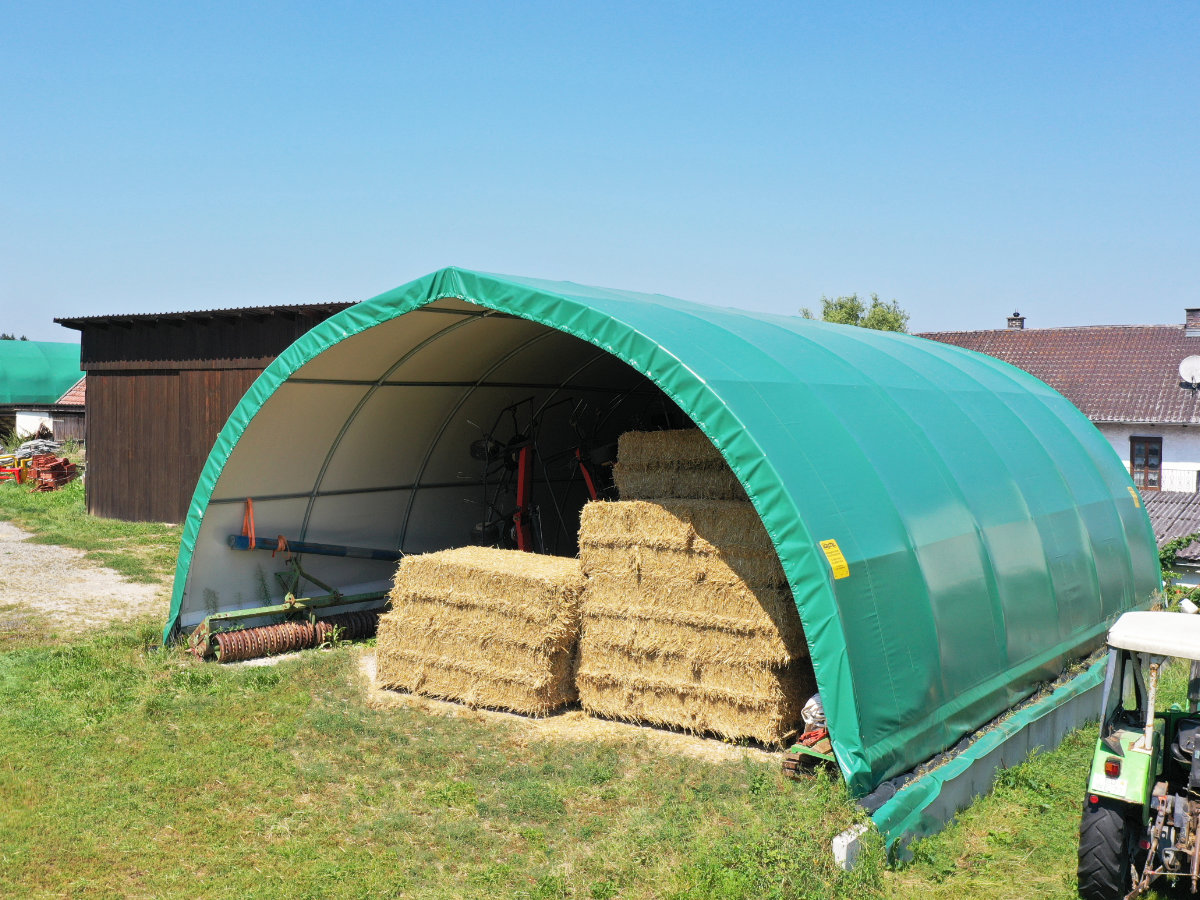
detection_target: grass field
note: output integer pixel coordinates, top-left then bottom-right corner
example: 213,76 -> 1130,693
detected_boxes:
0,481 -> 1169,899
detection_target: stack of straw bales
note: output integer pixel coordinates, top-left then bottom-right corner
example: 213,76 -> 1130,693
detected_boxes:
377,546 -> 583,716
613,428 -> 747,501
577,429 -> 813,744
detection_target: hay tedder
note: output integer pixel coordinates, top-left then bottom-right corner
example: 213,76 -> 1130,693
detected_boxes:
188,506 -> 401,663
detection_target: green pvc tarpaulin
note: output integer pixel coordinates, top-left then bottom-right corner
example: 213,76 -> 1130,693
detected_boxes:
166,268 -> 1160,796
0,340 -> 81,405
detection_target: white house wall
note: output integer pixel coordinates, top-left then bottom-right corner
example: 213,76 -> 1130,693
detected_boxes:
1098,423 -> 1200,493
14,411 -> 52,438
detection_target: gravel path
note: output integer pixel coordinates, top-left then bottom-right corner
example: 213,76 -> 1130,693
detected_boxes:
0,521 -> 169,633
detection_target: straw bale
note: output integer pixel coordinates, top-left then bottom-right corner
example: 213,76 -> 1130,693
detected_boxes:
579,610 -> 794,668
617,429 -> 726,470
579,499 -> 776,557
580,646 -> 809,696
575,658 -> 814,745
582,544 -> 787,590
613,463 -> 747,502
379,613 -> 565,668
386,589 -> 569,651
576,497 -> 810,740
389,545 -> 582,604
377,546 -> 583,715
376,641 -> 576,716
582,570 -> 796,621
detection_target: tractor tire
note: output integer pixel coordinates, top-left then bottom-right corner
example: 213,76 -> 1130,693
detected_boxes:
1077,798 -> 1134,900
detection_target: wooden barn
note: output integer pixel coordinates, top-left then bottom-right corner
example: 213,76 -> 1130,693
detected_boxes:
55,302 -> 353,522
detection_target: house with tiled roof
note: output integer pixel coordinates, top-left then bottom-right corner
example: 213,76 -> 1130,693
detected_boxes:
922,310 -> 1200,494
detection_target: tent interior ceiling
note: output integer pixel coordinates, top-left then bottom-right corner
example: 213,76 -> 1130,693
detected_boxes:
182,301 -> 685,629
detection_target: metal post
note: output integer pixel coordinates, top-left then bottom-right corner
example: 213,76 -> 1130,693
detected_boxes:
1140,660 -> 1161,752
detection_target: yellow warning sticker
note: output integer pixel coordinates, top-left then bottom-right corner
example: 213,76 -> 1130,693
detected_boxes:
1127,486 -> 1141,508
819,539 -> 850,580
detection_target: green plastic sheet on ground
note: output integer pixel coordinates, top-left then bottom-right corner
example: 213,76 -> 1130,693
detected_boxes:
165,267 -> 1160,796
0,340 -> 81,405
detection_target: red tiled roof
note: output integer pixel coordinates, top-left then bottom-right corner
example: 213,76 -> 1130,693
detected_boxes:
56,376 -> 85,406
1142,490 -> 1200,562
919,325 -> 1200,424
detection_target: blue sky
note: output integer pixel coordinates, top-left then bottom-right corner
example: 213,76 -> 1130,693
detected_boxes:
2,2 -> 1197,342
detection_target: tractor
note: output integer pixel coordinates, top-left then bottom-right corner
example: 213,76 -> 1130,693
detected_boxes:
1078,609 -> 1200,899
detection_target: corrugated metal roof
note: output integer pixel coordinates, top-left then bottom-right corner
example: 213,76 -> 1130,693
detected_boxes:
1143,490 -> 1200,562
919,325 -> 1200,424
55,301 -> 355,330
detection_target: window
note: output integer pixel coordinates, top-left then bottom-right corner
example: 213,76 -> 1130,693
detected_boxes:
1130,436 -> 1162,491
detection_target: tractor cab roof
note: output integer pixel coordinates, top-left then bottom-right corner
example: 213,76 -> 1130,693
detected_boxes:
1109,610 -> 1200,659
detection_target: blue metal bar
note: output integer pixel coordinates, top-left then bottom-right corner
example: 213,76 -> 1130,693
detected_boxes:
226,534 -> 402,561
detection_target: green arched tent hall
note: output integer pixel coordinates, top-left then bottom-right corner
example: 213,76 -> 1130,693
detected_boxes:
0,340 -> 80,404
167,268 -> 1159,815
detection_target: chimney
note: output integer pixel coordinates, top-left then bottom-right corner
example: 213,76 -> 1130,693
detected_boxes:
1006,311 -> 1025,330
1187,308 -> 1200,337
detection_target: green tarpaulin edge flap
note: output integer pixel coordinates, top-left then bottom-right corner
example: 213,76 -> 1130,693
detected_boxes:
871,656 -> 1107,853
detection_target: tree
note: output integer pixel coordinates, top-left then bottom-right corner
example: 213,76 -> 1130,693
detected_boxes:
800,293 -> 909,333
0,333 -> 28,340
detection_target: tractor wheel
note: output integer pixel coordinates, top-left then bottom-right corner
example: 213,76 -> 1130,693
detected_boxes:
1077,797 -> 1135,900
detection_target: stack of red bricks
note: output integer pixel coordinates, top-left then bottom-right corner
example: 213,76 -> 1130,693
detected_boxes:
29,454 -> 78,492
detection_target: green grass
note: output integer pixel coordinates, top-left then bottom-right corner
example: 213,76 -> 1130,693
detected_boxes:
0,479 -> 179,582
0,480 -> 1179,897
0,615 -> 1150,900
0,624 -> 885,899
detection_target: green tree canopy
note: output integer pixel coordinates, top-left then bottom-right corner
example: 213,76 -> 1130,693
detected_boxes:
800,294 -> 909,332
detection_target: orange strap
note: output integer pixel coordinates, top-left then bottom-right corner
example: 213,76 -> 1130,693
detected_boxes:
272,535 -> 290,558
242,498 -> 256,550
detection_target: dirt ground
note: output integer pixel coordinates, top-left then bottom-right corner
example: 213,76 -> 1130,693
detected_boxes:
0,521 -> 169,634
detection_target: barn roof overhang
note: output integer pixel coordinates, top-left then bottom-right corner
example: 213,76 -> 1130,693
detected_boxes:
55,302 -> 355,331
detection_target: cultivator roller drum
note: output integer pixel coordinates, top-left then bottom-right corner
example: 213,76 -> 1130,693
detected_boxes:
211,610 -> 381,663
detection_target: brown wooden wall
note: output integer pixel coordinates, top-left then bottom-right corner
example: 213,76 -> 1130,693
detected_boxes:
50,413 -> 85,442
62,303 -> 352,523
86,368 -> 262,522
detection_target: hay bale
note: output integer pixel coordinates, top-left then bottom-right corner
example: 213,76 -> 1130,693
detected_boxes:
583,544 -> 788,591
376,547 -> 582,716
614,464 -> 747,502
617,428 -> 726,468
613,429 -> 748,501
576,499 -> 813,744
575,655 -> 814,745
579,499 -> 777,556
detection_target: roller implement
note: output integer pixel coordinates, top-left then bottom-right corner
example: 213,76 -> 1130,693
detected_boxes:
188,528 -> 399,663
1077,610 -> 1200,899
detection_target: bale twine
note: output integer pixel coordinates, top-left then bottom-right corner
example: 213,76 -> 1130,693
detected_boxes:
376,546 -> 583,716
